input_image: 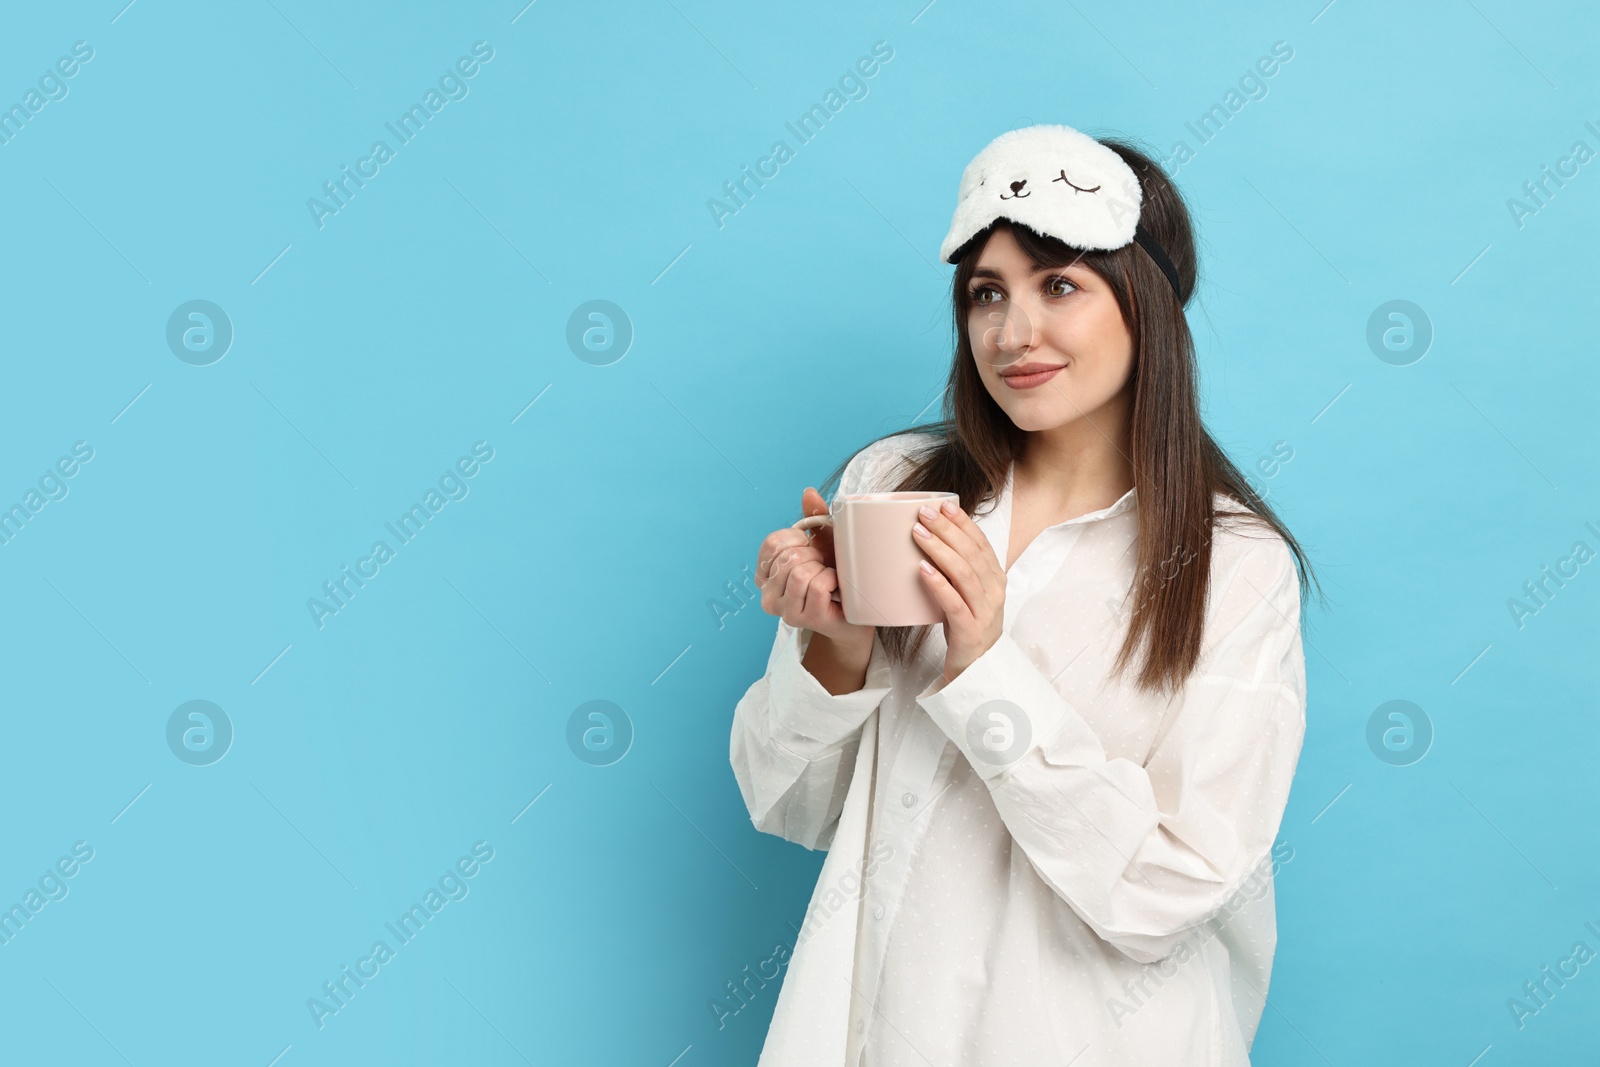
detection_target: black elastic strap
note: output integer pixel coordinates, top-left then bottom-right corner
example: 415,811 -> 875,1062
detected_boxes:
1133,222 -> 1182,299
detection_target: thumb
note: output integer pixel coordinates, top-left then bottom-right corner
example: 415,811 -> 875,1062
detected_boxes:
801,486 -> 830,517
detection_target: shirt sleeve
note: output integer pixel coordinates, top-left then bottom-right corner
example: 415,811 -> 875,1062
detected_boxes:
727,435 -> 926,851
914,531 -> 1307,964
729,620 -> 894,850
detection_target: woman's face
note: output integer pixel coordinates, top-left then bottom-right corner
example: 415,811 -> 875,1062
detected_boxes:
965,227 -> 1135,434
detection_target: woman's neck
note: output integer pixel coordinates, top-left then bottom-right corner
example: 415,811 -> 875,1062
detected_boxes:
1014,402 -> 1135,517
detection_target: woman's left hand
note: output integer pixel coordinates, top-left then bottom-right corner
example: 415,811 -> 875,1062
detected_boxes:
913,499 -> 1007,685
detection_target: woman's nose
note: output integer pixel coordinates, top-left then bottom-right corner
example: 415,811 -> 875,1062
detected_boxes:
976,300 -> 1035,356
996,301 -> 1034,350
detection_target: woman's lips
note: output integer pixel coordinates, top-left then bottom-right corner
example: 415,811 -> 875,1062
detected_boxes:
1000,365 -> 1065,389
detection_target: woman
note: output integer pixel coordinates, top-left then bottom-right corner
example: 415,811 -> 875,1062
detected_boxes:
729,124 -> 1319,1067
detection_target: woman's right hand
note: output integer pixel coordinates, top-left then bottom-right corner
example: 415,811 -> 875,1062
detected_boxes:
756,487 -> 876,659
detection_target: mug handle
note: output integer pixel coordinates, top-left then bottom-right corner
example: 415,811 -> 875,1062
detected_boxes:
761,513 -> 833,587
787,513 -> 842,604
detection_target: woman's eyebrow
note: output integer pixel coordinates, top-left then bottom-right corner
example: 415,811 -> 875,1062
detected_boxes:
970,263 -> 1066,280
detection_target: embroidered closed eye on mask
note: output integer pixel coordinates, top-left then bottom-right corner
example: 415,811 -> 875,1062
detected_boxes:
939,123 -> 1182,298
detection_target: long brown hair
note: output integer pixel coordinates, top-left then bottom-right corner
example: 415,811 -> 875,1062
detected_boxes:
819,133 -> 1321,695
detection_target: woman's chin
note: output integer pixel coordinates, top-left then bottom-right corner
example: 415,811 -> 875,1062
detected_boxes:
999,405 -> 1079,434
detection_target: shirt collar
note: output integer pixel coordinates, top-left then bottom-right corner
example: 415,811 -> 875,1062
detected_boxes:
981,462 -> 1140,529
972,462 -> 1138,579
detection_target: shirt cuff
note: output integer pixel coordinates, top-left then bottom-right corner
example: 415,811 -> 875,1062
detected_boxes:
767,621 -> 893,760
915,630 -> 1107,782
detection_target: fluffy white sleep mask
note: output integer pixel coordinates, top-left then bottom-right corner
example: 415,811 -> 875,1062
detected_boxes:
939,124 -> 1181,296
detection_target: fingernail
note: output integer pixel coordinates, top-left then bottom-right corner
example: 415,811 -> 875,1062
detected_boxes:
919,504 -> 937,521
919,559 -> 935,574
940,499 -> 958,515
913,522 -> 930,538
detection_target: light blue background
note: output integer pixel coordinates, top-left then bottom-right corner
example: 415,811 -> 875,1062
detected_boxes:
0,0 -> 1596,1064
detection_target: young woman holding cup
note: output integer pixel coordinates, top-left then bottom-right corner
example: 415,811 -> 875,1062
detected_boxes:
731,125 -> 1320,1067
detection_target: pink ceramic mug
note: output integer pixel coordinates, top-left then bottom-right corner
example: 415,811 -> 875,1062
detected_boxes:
792,491 -> 960,627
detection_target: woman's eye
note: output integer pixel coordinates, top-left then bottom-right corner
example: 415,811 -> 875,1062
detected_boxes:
970,286 -> 1001,306
1046,275 -> 1076,297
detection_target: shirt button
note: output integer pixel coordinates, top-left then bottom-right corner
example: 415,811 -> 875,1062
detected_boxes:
873,903 -> 885,919
901,791 -> 917,808
856,1019 -> 865,1035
